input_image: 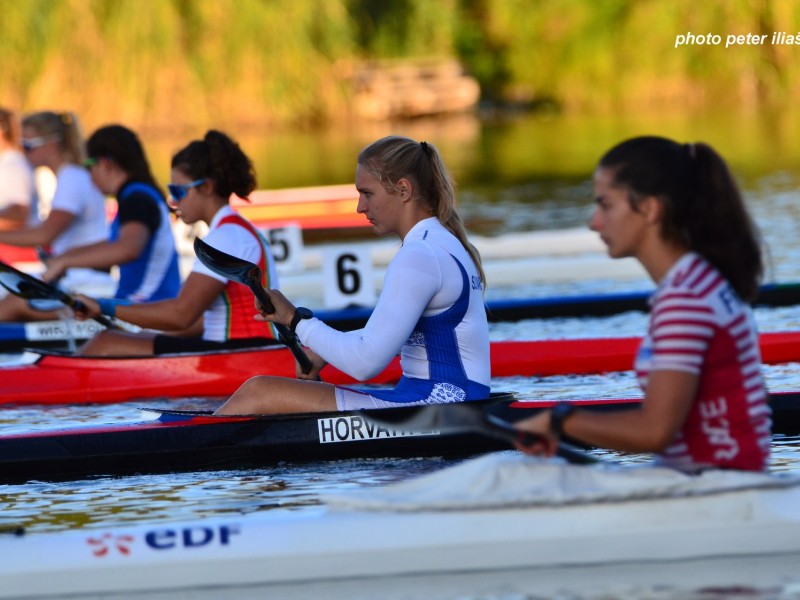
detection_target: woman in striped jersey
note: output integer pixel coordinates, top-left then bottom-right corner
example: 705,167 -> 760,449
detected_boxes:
516,136 -> 770,472
74,130 -> 280,356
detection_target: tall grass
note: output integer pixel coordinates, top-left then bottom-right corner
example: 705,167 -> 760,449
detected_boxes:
0,0 -> 797,133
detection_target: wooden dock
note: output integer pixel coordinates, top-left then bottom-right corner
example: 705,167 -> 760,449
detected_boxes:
350,59 -> 480,120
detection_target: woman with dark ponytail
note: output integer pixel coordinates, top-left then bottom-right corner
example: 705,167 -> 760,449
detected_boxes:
514,136 -> 771,472
75,130 -> 280,356
43,124 -> 181,304
215,135 -> 490,415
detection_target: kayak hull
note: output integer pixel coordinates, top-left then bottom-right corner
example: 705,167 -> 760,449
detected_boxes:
3,393 -> 800,483
2,468 -> 799,598
0,344 -> 402,404
3,283 -> 800,351
0,396 -> 517,483
320,281 -> 800,329
3,332 -> 800,405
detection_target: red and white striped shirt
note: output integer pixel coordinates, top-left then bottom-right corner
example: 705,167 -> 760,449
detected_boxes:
635,253 -> 771,472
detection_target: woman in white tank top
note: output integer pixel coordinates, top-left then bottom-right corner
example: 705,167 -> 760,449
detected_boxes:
0,111 -> 109,322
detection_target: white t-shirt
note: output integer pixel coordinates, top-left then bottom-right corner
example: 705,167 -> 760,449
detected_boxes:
49,163 -> 108,256
0,149 -> 39,224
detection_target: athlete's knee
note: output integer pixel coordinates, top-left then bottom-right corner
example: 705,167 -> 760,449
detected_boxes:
215,377 -> 273,415
77,331 -> 116,356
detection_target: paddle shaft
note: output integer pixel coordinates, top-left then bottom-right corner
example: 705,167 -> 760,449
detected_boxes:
249,282 -> 314,374
365,402 -> 598,466
484,413 -> 597,465
0,261 -> 116,329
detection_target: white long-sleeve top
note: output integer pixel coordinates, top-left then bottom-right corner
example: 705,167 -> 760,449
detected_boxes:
297,218 -> 490,399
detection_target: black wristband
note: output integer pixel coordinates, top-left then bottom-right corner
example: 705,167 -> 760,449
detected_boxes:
550,402 -> 576,437
289,306 -> 313,333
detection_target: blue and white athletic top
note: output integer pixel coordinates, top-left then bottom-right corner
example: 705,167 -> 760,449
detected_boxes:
297,217 -> 491,403
111,181 -> 181,302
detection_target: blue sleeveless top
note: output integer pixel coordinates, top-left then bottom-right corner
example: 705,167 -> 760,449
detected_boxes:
111,182 -> 181,302
368,256 -> 491,403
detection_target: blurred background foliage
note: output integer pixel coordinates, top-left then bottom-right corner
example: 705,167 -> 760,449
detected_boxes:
1,0 -> 798,134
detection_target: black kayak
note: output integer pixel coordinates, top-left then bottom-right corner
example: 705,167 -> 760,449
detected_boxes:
2,391 -> 799,484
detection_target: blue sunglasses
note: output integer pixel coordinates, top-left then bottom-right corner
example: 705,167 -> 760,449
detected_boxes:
167,179 -> 205,201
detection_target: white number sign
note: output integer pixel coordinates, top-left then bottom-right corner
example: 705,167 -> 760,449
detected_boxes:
322,247 -> 376,309
262,224 -> 304,274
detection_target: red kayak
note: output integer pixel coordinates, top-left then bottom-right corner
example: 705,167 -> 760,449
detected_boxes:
0,243 -> 39,267
3,332 -> 799,405
231,184 -> 367,231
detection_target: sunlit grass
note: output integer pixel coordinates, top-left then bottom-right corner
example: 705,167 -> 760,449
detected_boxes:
1,0 -> 799,134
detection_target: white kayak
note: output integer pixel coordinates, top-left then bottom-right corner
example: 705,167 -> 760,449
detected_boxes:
3,453 -> 800,599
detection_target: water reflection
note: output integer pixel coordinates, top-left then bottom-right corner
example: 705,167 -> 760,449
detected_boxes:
2,110 -> 800,600
141,108 -> 800,191
0,458 -> 455,534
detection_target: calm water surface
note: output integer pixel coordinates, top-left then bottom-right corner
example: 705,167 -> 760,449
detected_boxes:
3,111 -> 800,598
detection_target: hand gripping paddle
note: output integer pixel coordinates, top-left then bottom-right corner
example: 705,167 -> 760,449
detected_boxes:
193,237 -> 313,374
0,260 -> 116,329
365,401 -> 598,465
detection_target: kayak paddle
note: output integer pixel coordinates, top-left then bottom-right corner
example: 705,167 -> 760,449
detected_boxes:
193,237 -> 313,374
0,260 -> 116,329
366,402 -> 598,465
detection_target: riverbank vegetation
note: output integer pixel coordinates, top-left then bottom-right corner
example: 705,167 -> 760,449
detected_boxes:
2,0 -> 798,133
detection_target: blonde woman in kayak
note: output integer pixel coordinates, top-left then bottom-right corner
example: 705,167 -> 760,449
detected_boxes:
515,136 -> 770,472
0,111 -> 111,321
215,135 -> 490,415
74,130 -> 280,356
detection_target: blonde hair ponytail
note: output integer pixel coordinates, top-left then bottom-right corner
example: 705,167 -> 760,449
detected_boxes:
22,111 -> 86,164
358,136 -> 485,287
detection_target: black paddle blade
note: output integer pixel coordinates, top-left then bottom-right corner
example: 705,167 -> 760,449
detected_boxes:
364,404 -> 448,431
0,271 -> 62,302
193,237 -> 259,286
193,237 -> 313,374
0,260 -> 116,329
366,402 -> 491,432
194,237 -> 276,313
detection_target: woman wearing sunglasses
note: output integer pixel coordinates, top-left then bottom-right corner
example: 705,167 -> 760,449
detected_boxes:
41,124 -> 181,304
0,111 -> 110,321
0,107 -> 39,231
74,130 -> 281,356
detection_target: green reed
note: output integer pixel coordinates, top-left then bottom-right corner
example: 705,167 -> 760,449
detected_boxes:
1,0 -> 798,133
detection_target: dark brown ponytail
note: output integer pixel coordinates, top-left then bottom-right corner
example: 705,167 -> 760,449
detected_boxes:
599,136 -> 763,301
171,130 -> 257,201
